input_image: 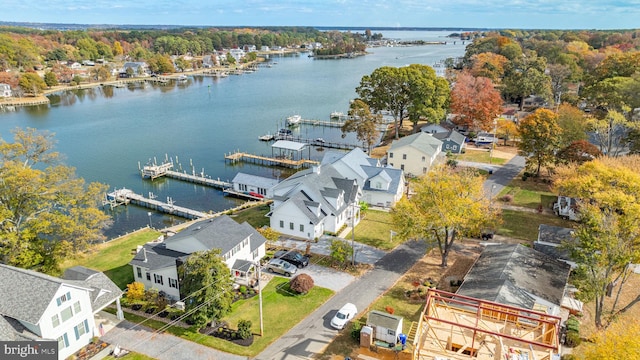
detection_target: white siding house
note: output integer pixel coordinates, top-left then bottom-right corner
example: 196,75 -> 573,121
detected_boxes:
0,83 -> 12,97
387,132 -> 443,177
0,265 -> 123,360
130,215 -> 267,300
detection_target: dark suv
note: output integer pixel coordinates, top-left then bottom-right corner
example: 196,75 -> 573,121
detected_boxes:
274,250 -> 310,268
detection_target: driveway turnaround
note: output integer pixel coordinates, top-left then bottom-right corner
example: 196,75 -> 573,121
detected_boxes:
254,239 -> 428,360
101,320 -> 248,360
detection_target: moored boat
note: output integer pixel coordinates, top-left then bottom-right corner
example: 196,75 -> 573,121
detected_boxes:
286,114 -> 302,126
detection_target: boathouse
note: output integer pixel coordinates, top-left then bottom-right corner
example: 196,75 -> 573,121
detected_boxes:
230,172 -> 279,198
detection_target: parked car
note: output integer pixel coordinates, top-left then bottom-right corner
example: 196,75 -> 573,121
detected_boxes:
265,258 -> 297,277
331,303 -> 358,330
274,250 -> 310,268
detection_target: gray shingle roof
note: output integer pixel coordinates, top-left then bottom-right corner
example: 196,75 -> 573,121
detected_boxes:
132,216 -> 267,269
388,132 -> 443,157
361,166 -> 403,194
367,310 -> 402,330
458,244 -> 571,308
231,172 -> 279,189
433,129 -> 466,145
62,267 -> 124,311
535,224 -> 576,262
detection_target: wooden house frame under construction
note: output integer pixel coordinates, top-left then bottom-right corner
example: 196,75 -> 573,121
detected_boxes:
412,289 -> 561,360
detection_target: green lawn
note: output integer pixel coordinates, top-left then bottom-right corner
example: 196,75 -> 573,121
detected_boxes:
111,277 -> 333,357
61,229 -> 162,289
453,149 -> 508,165
354,210 -> 400,250
498,175 -> 557,209
498,209 -> 575,241
230,204 -> 271,228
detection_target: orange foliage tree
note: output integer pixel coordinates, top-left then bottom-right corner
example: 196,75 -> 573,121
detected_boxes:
449,71 -> 503,132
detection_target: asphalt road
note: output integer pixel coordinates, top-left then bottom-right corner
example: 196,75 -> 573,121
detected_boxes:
482,155 -> 526,196
253,239 -> 428,360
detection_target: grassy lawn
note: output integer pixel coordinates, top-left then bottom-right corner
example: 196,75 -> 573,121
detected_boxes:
60,229 -> 162,289
498,209 -> 575,242
498,176 -> 557,209
111,277 -> 333,357
230,204 -> 270,228
354,210 -> 399,250
453,149 -> 508,165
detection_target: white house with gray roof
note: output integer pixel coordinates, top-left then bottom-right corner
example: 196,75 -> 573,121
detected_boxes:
387,132 -> 443,177
130,215 -> 267,300
0,83 -> 12,98
0,265 -> 123,359
231,172 -> 279,198
268,148 -> 405,239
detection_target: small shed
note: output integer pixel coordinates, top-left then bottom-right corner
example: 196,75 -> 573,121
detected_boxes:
366,310 -> 403,344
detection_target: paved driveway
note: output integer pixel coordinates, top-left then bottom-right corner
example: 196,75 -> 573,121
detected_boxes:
101,320 -> 248,360
253,239 -> 428,360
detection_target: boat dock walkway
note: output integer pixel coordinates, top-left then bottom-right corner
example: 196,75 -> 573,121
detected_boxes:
104,188 -> 210,219
140,162 -> 231,189
273,135 -> 363,151
224,151 -> 319,169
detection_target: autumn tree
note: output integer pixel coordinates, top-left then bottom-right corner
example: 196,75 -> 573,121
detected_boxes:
556,103 -> 588,147
588,109 -> 635,156
575,320 -> 640,359
496,118 -> 519,146
502,51 -> 552,110
18,72 -> 46,95
556,140 -> 602,165
392,166 -> 500,267
517,109 -> 562,176
178,249 -> 234,328
43,71 -> 58,87
554,156 -> 640,327
449,72 -> 503,131
356,64 -> 449,139
341,99 -> 382,153
0,128 -> 111,273
468,52 -> 508,82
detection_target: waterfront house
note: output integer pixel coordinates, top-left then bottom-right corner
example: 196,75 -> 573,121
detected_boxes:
229,49 -> 246,62
0,264 -> 123,359
387,132 -> 443,177
202,55 -> 216,68
260,46 -> 270,52
121,62 -> 148,77
456,244 -> 571,316
0,83 -> 12,97
129,215 -> 267,300
230,172 -> 279,198
268,148 -> 405,239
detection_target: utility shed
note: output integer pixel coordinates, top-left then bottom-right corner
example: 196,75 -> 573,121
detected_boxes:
366,310 -> 403,344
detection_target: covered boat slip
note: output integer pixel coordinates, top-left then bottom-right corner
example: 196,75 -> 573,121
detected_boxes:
413,289 -> 561,360
224,140 -> 319,169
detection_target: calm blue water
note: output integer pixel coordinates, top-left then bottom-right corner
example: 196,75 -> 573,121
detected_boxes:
0,31 -> 466,237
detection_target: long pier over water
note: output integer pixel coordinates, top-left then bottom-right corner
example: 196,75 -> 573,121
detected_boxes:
140,161 -> 231,189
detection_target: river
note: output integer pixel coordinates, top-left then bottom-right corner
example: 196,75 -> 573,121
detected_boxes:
0,31 -> 467,237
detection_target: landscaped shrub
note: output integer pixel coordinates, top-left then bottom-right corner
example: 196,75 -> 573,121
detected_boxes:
237,320 -> 252,340
126,282 -> 145,300
500,194 -> 514,203
239,285 -> 247,295
289,273 -> 314,294
565,330 -> 581,347
351,320 -> 362,340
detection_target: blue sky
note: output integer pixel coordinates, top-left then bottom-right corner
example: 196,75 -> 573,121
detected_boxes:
1,0 -> 638,30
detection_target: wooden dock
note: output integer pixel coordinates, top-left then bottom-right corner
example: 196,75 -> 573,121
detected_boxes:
104,188 -> 209,219
141,162 -> 231,189
272,135 -> 364,151
224,151 -> 319,169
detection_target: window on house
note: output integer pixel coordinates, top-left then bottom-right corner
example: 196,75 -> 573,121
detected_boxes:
73,301 -> 81,314
169,278 -> 178,288
51,314 -> 60,328
56,292 -> 71,306
400,165 -> 404,170
154,274 -> 164,285
388,329 -> 396,336
375,182 -> 382,189
57,334 -> 69,350
60,306 -> 73,322
389,153 -> 393,158
74,320 -> 89,340
453,145 -> 458,150
146,273 -> 151,281
279,220 -> 284,228
402,154 -> 407,160
421,156 -> 426,162
136,267 -> 142,278
423,167 -> 427,173
290,222 -> 294,230
299,224 -> 304,232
